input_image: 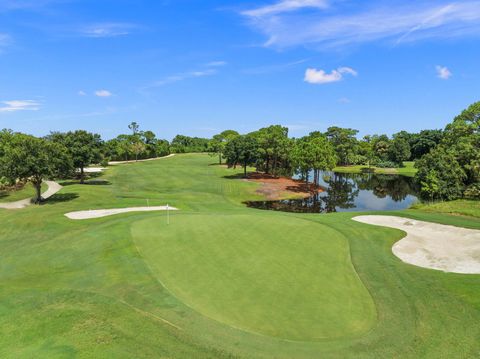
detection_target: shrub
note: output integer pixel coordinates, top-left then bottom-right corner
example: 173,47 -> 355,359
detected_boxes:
100,157 -> 110,167
464,183 -> 480,199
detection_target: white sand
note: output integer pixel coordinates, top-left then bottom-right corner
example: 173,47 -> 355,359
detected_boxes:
0,181 -> 62,210
81,167 -> 106,173
109,154 -> 175,165
353,215 -> 480,274
65,206 -> 178,220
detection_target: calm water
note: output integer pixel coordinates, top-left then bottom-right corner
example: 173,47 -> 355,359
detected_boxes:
245,171 -> 420,213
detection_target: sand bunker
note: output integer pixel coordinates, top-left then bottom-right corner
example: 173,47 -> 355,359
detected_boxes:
109,154 -> 175,165
65,206 -> 178,220
81,167 -> 106,173
353,215 -> 480,274
0,181 -> 62,210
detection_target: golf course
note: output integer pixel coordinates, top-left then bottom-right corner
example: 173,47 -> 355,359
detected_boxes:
1,153 -> 479,358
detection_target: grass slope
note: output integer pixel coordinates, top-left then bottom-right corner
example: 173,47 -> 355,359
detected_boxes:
334,161 -> 417,177
411,199 -> 480,219
0,154 -> 479,358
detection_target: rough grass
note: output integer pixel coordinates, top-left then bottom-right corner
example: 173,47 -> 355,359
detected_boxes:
0,154 -> 479,358
411,199 -> 480,219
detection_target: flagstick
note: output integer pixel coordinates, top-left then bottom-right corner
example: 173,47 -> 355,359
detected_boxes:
167,204 -> 170,225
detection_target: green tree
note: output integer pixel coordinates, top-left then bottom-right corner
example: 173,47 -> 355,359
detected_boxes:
155,139 -> 170,157
255,125 -> 291,176
357,137 -> 375,168
224,135 -> 258,177
371,134 -> 391,162
171,135 -> 210,153
291,137 -> 313,184
442,101 -> 480,184
117,135 -> 132,161
209,130 -> 239,164
49,130 -> 103,183
0,129 -> 15,187
292,133 -> 337,186
128,122 -> 140,135
410,129 -> 443,159
420,170 -> 440,202
414,101 -> 480,201
388,136 -> 411,165
326,127 -> 359,166
415,148 -> 466,200
141,130 -> 160,158
131,139 -> 146,162
0,134 -> 73,203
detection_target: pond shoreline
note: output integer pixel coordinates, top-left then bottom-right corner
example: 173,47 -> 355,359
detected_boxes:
246,170 -> 420,214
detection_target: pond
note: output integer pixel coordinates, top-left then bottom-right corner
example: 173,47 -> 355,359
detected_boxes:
245,171 -> 420,213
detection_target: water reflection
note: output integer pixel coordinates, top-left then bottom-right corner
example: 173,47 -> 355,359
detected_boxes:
245,171 -> 419,213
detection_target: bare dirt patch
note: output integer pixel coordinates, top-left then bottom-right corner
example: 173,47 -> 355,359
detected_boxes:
353,215 -> 480,274
244,173 -> 322,200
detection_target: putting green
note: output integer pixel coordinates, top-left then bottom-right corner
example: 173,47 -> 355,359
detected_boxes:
132,213 -> 376,341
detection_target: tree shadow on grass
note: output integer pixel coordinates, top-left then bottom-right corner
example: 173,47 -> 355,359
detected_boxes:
40,193 -> 79,205
223,173 -> 248,180
84,179 -> 111,185
60,179 -> 111,186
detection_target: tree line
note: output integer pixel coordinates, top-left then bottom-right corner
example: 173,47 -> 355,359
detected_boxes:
211,102 -> 479,201
1,101 -> 479,203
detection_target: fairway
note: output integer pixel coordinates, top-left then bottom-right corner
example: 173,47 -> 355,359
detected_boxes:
1,154 -> 480,358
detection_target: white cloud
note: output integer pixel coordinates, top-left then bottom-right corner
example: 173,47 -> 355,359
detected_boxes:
242,1 -> 480,49
436,65 -> 452,80
206,61 -> 227,67
78,90 -> 86,96
242,0 -> 329,17
0,0 -> 59,11
148,69 -> 217,88
243,58 -> 308,74
304,67 -> 357,84
0,100 -> 41,112
80,23 -> 136,38
0,33 -> 12,50
95,90 -> 113,97
338,97 -> 351,103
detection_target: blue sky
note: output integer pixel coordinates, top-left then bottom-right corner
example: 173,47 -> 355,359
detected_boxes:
0,0 -> 479,140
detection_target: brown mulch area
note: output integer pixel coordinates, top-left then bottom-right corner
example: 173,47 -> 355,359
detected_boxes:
244,172 -> 322,200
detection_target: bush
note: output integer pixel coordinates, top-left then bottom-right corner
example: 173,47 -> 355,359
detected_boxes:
100,157 -> 110,167
464,183 -> 480,199
415,148 -> 466,200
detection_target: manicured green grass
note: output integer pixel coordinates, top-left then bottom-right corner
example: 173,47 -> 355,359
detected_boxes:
334,161 -> 417,177
0,183 -> 47,203
1,153 -> 479,358
411,199 -> 480,219
133,213 -> 375,341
